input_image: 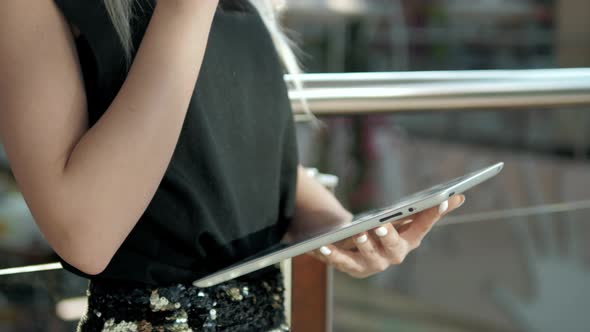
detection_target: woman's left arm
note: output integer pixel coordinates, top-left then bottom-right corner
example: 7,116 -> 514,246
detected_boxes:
283,165 -> 353,243
288,164 -> 465,278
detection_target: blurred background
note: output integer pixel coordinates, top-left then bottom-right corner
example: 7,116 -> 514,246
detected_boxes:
2,0 -> 590,331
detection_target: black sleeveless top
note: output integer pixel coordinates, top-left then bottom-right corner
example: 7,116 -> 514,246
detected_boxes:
53,0 -> 299,286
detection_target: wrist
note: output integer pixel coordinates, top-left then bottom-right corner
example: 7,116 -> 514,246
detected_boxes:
341,209 -> 354,222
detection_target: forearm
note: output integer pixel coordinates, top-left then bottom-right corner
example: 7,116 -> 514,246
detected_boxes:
286,165 -> 353,241
59,1 -> 218,273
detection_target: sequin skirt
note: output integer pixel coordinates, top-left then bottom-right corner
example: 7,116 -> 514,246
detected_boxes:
76,265 -> 290,332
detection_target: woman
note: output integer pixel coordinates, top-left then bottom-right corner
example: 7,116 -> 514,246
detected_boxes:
0,0 -> 464,331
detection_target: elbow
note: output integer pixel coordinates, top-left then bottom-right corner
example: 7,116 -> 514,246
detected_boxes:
24,180 -> 118,275
38,189 -> 124,276
48,215 -> 114,276
65,255 -> 109,276
81,263 -> 109,277
58,242 -> 112,276
72,247 -> 110,276
56,236 -> 112,276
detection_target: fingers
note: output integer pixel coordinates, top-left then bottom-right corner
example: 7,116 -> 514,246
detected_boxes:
354,231 -> 390,272
312,227 -> 409,278
307,195 -> 467,279
354,222 -> 411,271
331,236 -> 358,251
313,245 -> 366,277
372,223 -> 409,263
440,194 -> 466,216
399,195 -> 465,247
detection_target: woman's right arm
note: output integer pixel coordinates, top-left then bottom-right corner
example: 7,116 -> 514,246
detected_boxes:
0,0 -> 218,275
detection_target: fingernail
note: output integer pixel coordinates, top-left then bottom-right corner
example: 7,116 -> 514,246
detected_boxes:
375,227 -> 388,237
355,234 -> 368,244
320,246 -> 332,256
438,200 -> 449,214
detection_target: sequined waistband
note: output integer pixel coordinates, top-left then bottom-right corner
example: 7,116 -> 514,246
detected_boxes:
78,265 -> 289,332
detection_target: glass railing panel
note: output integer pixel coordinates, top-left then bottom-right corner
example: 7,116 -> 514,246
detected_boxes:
294,106 -> 590,332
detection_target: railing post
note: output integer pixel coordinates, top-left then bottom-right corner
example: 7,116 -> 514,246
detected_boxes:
290,169 -> 337,332
291,255 -> 332,332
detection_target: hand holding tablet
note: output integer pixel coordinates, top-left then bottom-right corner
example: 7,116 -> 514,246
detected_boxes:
310,194 -> 465,278
193,162 -> 503,287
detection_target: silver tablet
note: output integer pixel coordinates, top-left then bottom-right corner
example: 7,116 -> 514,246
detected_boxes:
193,162 -> 504,287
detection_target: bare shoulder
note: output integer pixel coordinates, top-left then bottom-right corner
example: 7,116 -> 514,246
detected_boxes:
0,0 -> 81,67
0,0 -> 72,37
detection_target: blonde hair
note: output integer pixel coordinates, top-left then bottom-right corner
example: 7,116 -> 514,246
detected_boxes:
104,0 -> 316,123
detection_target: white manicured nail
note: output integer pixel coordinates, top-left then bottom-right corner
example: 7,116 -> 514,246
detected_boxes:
355,234 -> 368,244
439,200 -> 449,214
320,246 -> 332,256
375,227 -> 388,237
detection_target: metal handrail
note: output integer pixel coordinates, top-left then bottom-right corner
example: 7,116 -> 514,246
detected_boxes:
287,68 -> 590,116
3,68 -> 590,277
282,0 -> 391,18
286,68 -> 590,87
